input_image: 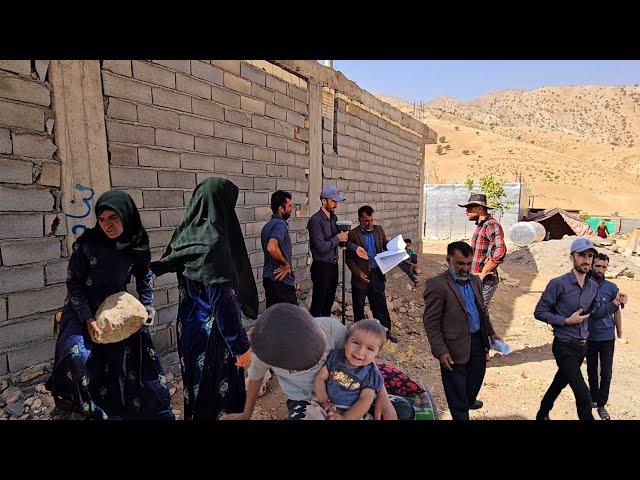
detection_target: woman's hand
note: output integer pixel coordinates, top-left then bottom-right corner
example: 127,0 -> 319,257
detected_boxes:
235,348 -> 252,368
87,319 -> 102,343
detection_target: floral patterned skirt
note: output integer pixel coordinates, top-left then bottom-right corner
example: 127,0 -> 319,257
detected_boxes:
176,283 -> 246,420
48,312 -> 174,420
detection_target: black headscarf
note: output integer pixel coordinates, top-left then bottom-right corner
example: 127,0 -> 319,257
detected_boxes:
76,190 -> 151,276
150,177 -> 259,319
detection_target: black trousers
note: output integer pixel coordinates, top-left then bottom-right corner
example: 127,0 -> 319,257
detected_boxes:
539,338 -> 594,420
440,332 -> 487,420
398,262 -> 417,282
263,278 -> 298,309
309,261 -> 338,317
352,268 -> 392,331
586,339 -> 615,408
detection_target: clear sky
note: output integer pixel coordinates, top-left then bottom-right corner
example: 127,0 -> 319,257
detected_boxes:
323,60 -> 640,103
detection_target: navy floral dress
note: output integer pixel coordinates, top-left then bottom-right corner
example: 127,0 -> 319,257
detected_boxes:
176,275 -> 249,420
48,240 -> 174,420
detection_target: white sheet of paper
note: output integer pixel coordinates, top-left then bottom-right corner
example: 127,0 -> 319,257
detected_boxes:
374,234 -> 410,274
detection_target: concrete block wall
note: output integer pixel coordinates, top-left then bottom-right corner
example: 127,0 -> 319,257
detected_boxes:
0,60 -> 64,385
101,60 -> 312,351
323,96 -> 424,239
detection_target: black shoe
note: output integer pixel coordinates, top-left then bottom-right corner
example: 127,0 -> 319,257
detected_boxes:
386,333 -> 398,343
536,411 -> 550,420
469,400 -> 483,410
597,406 -> 611,420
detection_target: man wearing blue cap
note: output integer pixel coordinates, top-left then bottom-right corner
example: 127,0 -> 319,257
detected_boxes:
306,186 -> 368,317
534,237 -> 625,420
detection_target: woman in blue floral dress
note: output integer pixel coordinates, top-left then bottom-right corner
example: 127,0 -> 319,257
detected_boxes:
47,190 -> 174,420
152,178 -> 258,420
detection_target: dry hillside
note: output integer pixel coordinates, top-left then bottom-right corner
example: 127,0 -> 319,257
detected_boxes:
376,86 -> 640,216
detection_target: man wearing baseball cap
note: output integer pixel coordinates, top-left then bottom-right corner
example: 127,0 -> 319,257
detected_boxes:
533,237 -> 624,420
306,186 -> 368,317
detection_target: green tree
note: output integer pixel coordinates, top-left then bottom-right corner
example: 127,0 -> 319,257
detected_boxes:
465,175 -> 515,218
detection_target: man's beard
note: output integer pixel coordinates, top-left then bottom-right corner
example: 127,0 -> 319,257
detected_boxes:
591,271 -> 604,281
281,212 -> 291,221
361,224 -> 373,232
573,260 -> 591,274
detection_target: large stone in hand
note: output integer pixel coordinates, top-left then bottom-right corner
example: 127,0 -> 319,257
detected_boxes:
94,292 -> 147,344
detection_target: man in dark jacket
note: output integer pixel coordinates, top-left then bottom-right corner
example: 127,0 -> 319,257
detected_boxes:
422,241 -> 500,420
346,205 -> 397,343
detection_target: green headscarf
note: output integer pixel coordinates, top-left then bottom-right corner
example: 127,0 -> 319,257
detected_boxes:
151,177 -> 259,319
77,190 -> 151,276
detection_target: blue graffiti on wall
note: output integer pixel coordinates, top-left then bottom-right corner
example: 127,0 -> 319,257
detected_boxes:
66,183 -> 96,236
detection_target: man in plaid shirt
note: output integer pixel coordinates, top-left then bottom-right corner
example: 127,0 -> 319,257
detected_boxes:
459,194 -> 507,313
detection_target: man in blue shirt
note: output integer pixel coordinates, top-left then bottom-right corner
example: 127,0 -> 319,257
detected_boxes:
261,190 -> 297,308
345,206 -> 397,343
534,237 -> 625,420
586,252 -> 627,420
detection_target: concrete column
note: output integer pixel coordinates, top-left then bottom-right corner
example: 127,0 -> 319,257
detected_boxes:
307,79 -> 323,215
49,61 -> 111,252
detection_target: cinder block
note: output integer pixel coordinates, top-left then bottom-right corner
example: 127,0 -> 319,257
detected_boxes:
0,238 -> 60,266
137,147 -> 180,168
274,91 -> 294,109
223,73 -> 251,95
139,209 -> 161,229
102,72 -> 152,104
102,60 -> 132,77
266,75 -> 287,94
179,114 -> 214,136
211,60 -> 240,75
0,99 -> 43,136
0,60 -> 31,76
0,74 -> 50,107
137,104 -> 179,129
251,115 -> 275,133
240,96 -> 265,116
0,214 -> 43,239
7,284 -> 66,319
266,164 -> 287,178
154,271 -> 177,288
214,122 -> 242,142
266,103 -> 286,121
0,264 -> 44,294
273,120 -> 294,138
151,325 -> 174,353
0,128 -> 11,154
192,98 -> 224,120
226,174 -> 253,190
287,166 -> 307,180
227,142 -> 253,160
286,110 -> 305,128
294,99 -> 308,116
109,144 -> 138,166
242,161 -> 266,176
214,157 -> 243,174
251,84 -> 275,103
147,229 -> 175,248
11,132 -> 56,159
6,338 -> 55,373
157,170 -> 196,189
253,146 -> 275,163
253,177 -> 276,191
224,108 -> 251,127
276,178 -> 296,190
266,135 -> 287,150
142,189 -> 184,208
0,157 -> 32,184
191,61 -> 223,85
180,152 -> 215,170
106,97 -> 137,122
106,121 -> 155,145
235,207 -> 255,222
111,166 -> 158,188
152,88 -> 191,113
211,85 -> 241,108
45,259 -> 68,285
0,186 -> 52,212
287,139 -> 307,155
160,209 -> 187,228
177,73 -> 212,99
155,129 -> 194,150
275,151 -> 294,165
132,60 -> 176,88
240,63 -> 266,86
194,136 -> 226,155
242,128 -> 267,146
151,60 -> 191,74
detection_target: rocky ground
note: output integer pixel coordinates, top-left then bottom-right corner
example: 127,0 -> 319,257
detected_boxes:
4,237 -> 640,420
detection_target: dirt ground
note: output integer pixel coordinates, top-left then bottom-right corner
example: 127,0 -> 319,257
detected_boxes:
237,240 -> 640,421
